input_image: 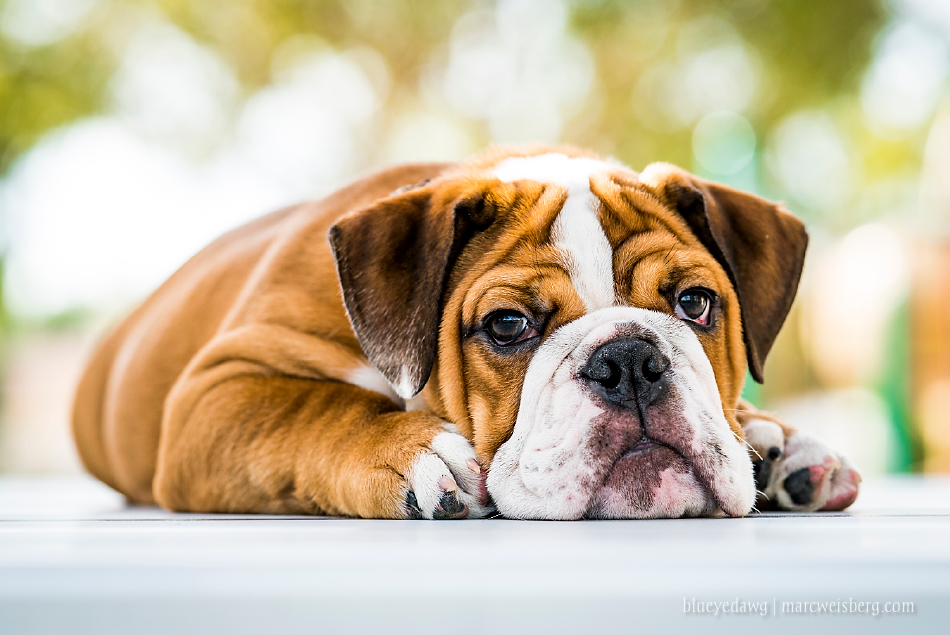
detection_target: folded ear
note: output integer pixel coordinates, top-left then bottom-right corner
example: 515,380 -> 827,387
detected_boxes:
328,180 -> 501,399
640,163 -> 808,383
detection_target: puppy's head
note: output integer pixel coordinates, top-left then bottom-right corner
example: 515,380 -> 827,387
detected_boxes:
329,149 -> 807,519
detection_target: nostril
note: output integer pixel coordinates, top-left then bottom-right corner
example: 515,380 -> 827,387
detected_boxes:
600,361 -> 622,389
641,357 -> 663,384
583,360 -> 622,390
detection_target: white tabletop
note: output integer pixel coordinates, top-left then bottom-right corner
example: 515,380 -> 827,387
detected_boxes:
1,474 -> 948,634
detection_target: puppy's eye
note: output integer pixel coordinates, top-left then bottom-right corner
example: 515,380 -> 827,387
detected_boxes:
675,288 -> 713,326
486,311 -> 536,346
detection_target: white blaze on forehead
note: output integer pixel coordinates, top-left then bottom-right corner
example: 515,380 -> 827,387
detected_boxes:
493,153 -> 617,310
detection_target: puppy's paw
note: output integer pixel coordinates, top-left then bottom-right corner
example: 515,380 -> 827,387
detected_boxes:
404,426 -> 494,520
744,420 -> 861,512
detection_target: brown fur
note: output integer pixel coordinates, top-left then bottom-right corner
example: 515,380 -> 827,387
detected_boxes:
73,162 -> 451,511
72,146 -> 804,517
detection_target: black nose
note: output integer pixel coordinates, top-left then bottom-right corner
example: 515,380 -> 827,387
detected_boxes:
783,467 -> 815,506
581,338 -> 670,409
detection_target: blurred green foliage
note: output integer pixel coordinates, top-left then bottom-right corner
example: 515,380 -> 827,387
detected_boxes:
0,19 -> 109,173
0,0 -> 897,180
572,0 -> 887,168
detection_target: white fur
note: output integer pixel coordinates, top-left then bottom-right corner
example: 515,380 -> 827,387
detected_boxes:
743,419 -> 785,460
486,307 -> 757,520
407,430 -> 495,519
494,154 -> 616,310
407,451 -> 456,520
347,364 -> 403,405
431,428 -> 485,497
346,365 -> 429,411
395,366 -> 416,401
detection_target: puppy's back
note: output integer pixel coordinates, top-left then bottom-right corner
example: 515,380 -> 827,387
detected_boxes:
72,204 -> 303,500
72,162 -> 451,502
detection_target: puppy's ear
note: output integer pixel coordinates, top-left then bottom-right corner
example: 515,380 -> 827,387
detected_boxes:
640,163 -> 808,383
328,180 -> 500,399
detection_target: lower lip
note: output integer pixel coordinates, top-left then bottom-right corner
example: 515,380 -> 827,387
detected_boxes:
622,438 -> 661,457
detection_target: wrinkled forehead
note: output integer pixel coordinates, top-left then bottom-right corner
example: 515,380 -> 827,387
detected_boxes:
487,152 -> 686,311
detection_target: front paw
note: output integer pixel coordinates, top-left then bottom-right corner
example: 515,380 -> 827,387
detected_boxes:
404,426 -> 495,520
745,420 -> 861,512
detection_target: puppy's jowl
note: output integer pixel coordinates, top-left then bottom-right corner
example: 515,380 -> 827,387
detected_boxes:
72,146 -> 861,519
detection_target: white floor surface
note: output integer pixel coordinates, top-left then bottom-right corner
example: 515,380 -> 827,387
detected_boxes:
1,475 -> 948,634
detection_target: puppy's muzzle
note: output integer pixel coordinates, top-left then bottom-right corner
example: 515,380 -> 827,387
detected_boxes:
581,338 -> 670,410
486,307 -> 757,519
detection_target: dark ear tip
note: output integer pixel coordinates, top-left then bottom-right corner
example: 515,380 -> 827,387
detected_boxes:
748,350 -> 765,384
327,223 -> 341,246
327,224 -> 348,270
454,192 -> 492,227
665,181 -> 705,212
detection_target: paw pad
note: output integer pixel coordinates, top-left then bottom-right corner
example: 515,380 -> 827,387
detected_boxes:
433,490 -> 467,519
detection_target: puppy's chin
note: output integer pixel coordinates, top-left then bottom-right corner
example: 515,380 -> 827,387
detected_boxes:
486,306 -> 756,520
586,440 -> 719,519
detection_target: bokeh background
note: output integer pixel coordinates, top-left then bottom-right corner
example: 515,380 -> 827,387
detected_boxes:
0,0 -> 947,477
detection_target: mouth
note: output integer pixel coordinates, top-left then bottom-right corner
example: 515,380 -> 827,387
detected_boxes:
620,437 -> 662,458
585,435 -> 719,519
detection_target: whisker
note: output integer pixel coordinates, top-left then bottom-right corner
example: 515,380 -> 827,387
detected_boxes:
731,428 -> 762,460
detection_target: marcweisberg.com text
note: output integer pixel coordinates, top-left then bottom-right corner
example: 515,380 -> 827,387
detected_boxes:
683,598 -> 916,618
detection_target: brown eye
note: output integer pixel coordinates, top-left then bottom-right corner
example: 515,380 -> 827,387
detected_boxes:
486,311 -> 534,345
675,289 -> 713,326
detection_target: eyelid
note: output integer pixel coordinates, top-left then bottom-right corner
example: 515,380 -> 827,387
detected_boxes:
470,284 -> 543,323
676,281 -> 715,295
674,285 -> 717,303
482,309 -> 522,330
478,302 -> 545,328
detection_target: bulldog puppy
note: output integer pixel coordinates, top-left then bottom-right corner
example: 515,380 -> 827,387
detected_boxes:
72,146 -> 861,519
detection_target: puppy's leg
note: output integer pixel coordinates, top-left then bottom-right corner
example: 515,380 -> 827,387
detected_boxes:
737,400 -> 861,512
153,366 -> 492,519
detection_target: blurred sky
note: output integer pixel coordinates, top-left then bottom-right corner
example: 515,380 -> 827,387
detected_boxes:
0,0 -> 948,474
